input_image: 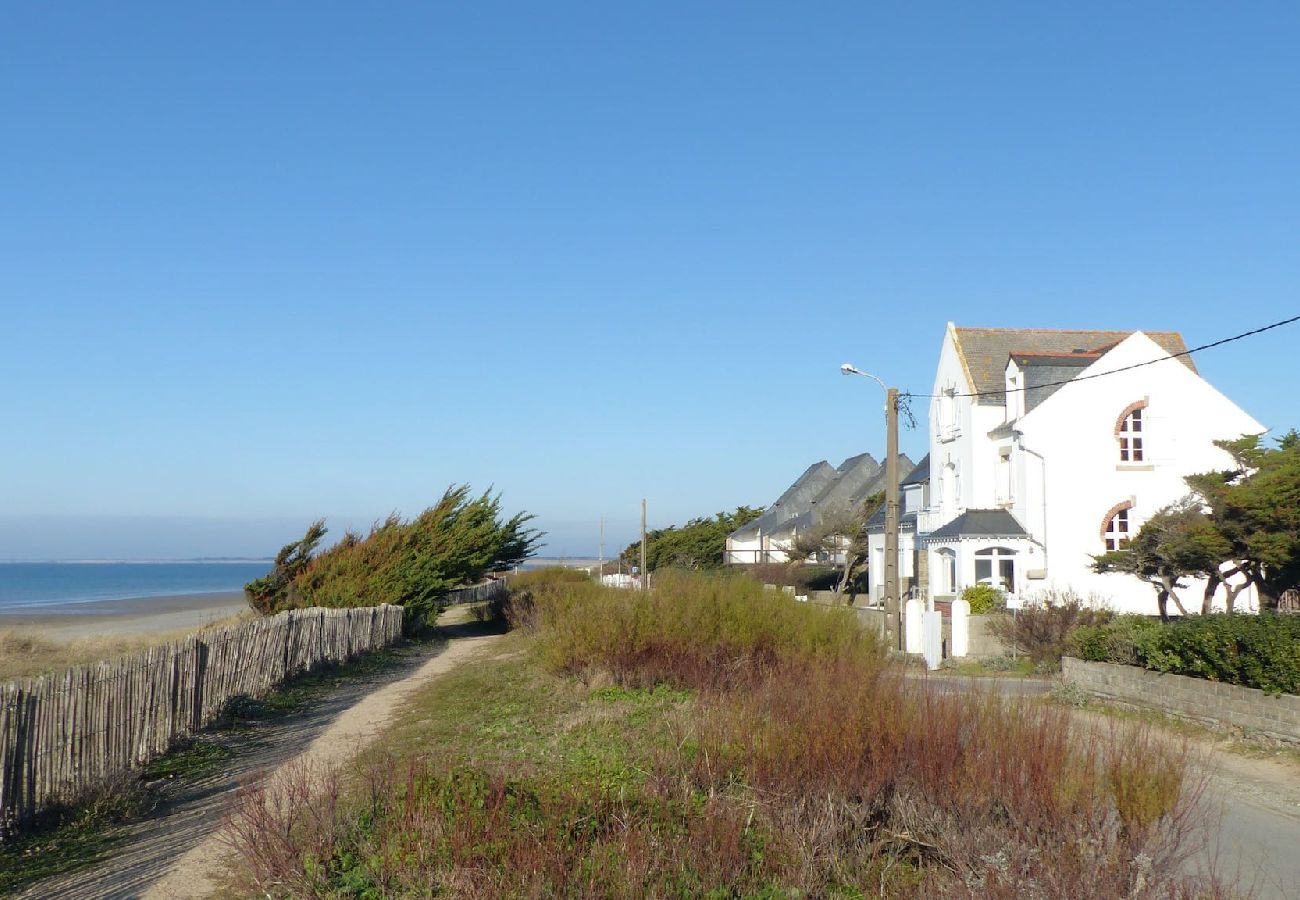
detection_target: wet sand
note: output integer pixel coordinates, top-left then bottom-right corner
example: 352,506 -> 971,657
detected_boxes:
0,592 -> 250,639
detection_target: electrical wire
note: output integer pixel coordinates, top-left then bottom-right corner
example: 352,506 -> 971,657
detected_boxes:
901,314 -> 1300,402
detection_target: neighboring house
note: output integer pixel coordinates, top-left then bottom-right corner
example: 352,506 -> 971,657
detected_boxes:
864,454 -> 929,605
868,324 -> 1265,615
726,452 -> 912,565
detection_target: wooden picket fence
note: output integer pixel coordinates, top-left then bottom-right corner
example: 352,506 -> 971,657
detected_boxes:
0,603 -> 403,837
445,578 -> 507,606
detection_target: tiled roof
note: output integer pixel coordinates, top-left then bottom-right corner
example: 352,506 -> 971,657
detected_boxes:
952,327 -> 1195,406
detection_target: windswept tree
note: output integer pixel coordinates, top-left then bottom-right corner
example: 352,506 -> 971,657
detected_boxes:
788,491 -> 884,595
1091,498 -> 1228,620
1185,430 -> 1300,608
621,507 -> 763,571
246,486 -> 543,627
245,519 -> 327,613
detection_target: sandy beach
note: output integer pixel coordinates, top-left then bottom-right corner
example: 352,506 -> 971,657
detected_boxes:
0,591 -> 250,640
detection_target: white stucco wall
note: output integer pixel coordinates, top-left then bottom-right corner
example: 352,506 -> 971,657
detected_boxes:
1010,331 -> 1265,614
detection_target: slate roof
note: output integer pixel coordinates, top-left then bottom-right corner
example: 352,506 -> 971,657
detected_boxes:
922,509 -> 1029,542
952,327 -> 1195,406
766,453 -> 913,538
901,454 -> 930,486
865,508 -> 919,533
729,460 -> 838,539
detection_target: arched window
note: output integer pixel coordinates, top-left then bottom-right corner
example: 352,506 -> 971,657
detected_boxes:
1101,501 -> 1134,551
1116,401 -> 1147,462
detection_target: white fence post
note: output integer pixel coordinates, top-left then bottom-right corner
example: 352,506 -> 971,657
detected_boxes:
923,610 -> 943,670
905,597 -> 924,654
950,598 -> 970,658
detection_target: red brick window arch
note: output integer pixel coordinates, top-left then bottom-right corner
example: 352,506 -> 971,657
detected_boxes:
1100,500 -> 1134,551
1115,400 -> 1148,463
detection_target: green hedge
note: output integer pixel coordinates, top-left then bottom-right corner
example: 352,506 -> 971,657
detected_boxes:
1069,614 -> 1300,696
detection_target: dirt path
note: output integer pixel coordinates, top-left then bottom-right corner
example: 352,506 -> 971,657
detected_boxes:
17,612 -> 502,900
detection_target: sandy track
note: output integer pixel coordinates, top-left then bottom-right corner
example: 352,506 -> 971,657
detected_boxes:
145,628 -> 501,899
17,614 -> 501,900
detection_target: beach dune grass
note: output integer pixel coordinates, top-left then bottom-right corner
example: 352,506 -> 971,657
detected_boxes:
225,570 -> 1230,897
0,611 -> 254,682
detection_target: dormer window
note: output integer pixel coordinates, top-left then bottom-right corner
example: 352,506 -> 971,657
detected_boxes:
1116,401 -> 1148,463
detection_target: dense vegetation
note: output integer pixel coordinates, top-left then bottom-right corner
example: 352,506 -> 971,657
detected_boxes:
245,486 -> 541,627
987,589 -> 1112,670
1095,430 -> 1300,617
227,570 -> 1227,897
619,506 -> 762,571
1071,612 -> 1300,695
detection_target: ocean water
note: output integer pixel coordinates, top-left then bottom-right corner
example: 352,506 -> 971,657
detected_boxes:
0,562 -> 271,612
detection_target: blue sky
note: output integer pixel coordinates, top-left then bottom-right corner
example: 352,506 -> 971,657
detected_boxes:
3,2 -> 1298,559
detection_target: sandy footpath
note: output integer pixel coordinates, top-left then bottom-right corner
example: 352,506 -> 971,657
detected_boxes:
143,614 -> 502,898
0,592 -> 249,639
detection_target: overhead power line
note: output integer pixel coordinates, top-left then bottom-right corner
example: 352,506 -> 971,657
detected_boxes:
902,314 -> 1300,402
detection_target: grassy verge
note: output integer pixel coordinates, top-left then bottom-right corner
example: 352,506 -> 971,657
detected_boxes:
0,640 -> 423,896
1051,683 -> 1300,770
226,570 -> 1234,898
937,654 -> 1037,678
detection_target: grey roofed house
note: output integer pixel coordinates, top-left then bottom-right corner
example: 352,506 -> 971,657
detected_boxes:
921,509 -> 1028,543
766,453 -> 914,540
728,460 -> 839,541
951,327 -> 1194,406
865,454 -> 929,534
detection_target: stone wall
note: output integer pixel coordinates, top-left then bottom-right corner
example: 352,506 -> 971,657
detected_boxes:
966,615 -> 1008,658
1062,657 -> 1300,746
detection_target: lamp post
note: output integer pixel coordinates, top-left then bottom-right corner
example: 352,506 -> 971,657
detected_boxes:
841,363 -> 901,651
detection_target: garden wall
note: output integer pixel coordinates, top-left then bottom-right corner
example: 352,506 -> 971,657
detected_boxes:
1062,657 -> 1300,746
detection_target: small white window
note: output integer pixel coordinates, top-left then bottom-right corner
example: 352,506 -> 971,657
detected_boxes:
1119,407 -> 1145,462
1104,507 -> 1131,551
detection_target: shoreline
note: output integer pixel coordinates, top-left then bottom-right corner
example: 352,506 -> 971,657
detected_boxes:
0,591 -> 250,640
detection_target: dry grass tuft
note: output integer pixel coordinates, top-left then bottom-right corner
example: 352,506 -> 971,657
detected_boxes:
0,611 -> 255,681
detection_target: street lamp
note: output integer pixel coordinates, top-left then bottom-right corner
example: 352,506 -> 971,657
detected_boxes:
842,363 -> 902,652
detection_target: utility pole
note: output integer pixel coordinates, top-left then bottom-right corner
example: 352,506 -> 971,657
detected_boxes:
884,388 -> 901,651
841,363 -> 902,652
640,499 -> 648,591
598,516 -> 605,580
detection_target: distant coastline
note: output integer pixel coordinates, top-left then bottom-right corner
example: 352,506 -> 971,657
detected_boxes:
0,561 -> 270,614
0,558 -> 273,565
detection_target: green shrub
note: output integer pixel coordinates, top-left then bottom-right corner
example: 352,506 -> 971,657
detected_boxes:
961,584 -> 1006,615
1067,615 -> 1163,666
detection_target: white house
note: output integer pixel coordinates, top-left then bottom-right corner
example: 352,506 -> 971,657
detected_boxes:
869,324 -> 1265,615
726,453 -> 912,565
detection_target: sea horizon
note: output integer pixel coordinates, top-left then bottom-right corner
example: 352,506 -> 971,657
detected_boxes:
0,561 -> 272,613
